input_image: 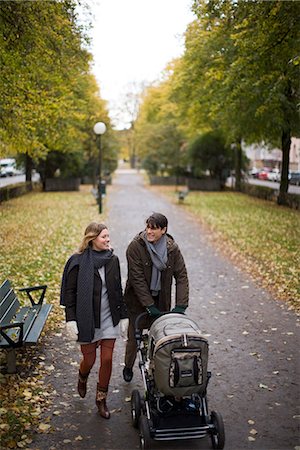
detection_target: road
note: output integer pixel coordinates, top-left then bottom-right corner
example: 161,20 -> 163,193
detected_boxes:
0,173 -> 40,187
226,176 -> 300,195
1,174 -> 300,195
32,168 -> 299,450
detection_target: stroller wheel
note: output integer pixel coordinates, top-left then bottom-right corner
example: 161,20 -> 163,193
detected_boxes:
131,389 -> 142,428
210,410 -> 225,449
139,415 -> 151,450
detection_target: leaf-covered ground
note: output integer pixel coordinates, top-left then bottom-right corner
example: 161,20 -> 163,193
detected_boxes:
0,187 -> 102,448
0,186 -> 299,448
156,186 -> 300,311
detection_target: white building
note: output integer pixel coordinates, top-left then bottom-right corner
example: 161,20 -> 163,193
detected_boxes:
244,137 -> 300,171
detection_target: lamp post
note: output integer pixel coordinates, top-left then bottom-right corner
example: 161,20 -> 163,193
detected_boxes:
93,121 -> 106,213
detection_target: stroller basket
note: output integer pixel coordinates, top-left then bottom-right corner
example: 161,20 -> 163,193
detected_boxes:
147,313 -> 209,397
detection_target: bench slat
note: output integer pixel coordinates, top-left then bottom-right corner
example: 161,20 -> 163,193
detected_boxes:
0,279 -> 52,374
0,307 -> 29,347
0,290 -> 20,324
22,306 -> 40,337
0,305 -> 52,347
0,280 -> 11,298
25,304 -> 52,344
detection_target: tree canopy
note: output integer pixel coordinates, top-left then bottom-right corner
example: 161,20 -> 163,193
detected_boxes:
134,0 -> 300,202
0,0 -> 112,181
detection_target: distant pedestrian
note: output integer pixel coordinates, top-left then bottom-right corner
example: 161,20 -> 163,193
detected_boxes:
123,212 -> 189,382
60,222 -> 128,419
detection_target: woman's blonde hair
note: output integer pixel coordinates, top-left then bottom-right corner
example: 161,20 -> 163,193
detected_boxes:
78,222 -> 108,253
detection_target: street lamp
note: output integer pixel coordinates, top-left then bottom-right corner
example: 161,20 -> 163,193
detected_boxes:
93,122 -> 106,213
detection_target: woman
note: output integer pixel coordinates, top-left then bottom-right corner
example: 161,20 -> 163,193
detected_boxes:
60,222 -> 128,419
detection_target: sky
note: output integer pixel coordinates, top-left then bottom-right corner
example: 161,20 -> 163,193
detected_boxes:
79,0 -> 195,128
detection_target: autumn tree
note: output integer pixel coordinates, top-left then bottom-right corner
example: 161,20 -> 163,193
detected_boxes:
0,0 -> 112,184
188,130 -> 233,186
183,0 -> 300,200
114,81 -> 145,168
135,67 -> 187,176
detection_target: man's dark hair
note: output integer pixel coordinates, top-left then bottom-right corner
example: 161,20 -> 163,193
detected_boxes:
146,212 -> 168,230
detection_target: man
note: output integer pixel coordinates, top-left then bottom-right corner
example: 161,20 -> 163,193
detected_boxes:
123,212 -> 189,382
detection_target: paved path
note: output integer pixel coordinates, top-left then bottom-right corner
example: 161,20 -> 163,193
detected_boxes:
33,169 -> 299,450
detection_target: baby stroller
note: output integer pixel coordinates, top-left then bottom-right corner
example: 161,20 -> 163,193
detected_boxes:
130,312 -> 225,449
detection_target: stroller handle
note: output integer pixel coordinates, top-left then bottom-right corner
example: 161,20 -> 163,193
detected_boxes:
134,311 -> 148,331
134,312 -> 148,346
134,310 -> 179,331
134,310 -> 186,345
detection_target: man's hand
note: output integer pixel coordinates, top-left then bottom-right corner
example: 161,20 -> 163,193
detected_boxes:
171,305 -> 186,314
146,304 -> 161,318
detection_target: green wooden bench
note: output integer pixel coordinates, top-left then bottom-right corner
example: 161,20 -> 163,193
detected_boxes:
0,279 -> 52,373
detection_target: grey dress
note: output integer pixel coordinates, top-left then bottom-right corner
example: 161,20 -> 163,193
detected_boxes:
81,267 -> 119,344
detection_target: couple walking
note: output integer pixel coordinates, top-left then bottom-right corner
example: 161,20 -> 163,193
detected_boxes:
60,212 -> 189,419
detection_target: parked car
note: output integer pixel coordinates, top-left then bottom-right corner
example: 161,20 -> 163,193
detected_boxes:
249,167 -> 260,178
258,168 -> 271,180
267,168 -> 280,182
289,171 -> 300,186
0,158 -> 17,177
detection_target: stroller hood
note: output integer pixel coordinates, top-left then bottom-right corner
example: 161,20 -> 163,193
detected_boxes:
147,313 -> 209,397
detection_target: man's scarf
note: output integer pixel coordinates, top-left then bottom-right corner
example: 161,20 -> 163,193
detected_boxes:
60,246 -> 113,342
142,232 -> 167,296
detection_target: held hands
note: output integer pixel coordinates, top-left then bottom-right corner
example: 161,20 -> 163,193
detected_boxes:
171,305 -> 187,314
66,321 -> 78,341
119,318 -> 129,340
146,304 -> 161,318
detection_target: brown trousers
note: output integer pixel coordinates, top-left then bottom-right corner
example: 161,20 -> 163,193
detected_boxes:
80,339 -> 115,390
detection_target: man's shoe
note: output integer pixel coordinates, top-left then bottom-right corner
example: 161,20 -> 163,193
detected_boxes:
123,366 -> 133,382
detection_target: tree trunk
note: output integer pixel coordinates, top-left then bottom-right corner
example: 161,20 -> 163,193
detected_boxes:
277,129 -> 290,205
25,154 -> 33,183
234,139 -> 242,192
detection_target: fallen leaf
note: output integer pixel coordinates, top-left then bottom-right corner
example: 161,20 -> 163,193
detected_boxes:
38,423 -> 51,432
75,435 -> 83,441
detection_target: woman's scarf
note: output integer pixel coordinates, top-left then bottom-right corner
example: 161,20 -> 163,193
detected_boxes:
142,231 -> 167,296
61,246 -> 113,342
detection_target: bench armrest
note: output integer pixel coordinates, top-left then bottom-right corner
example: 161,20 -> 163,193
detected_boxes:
0,322 -> 24,347
18,285 -> 47,306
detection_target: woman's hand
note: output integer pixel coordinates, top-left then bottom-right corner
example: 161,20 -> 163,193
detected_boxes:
119,318 -> 129,340
66,321 -> 78,341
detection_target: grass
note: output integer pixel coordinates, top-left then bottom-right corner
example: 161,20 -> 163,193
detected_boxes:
0,187 -> 103,449
0,185 -> 299,447
156,186 -> 300,311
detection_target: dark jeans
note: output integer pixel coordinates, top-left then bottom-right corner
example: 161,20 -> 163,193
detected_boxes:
124,311 -> 151,369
